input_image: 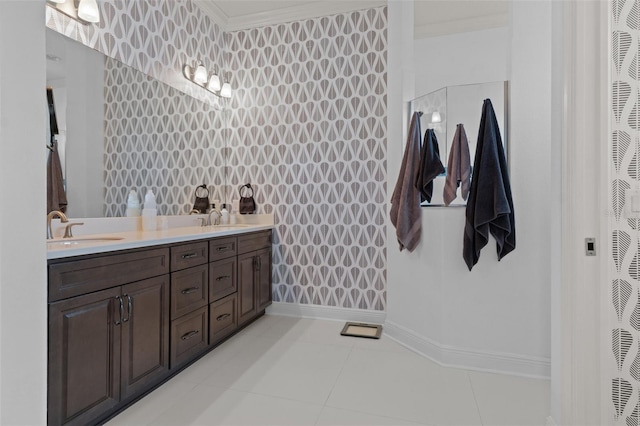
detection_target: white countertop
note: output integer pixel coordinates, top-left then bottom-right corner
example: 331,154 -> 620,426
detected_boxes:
47,217 -> 274,260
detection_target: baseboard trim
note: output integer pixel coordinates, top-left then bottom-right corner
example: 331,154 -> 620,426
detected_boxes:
384,320 -> 551,379
266,302 -> 387,324
266,303 -> 550,378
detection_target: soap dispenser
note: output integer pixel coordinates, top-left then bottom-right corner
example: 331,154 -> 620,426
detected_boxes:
142,189 -> 158,231
220,204 -> 229,225
125,189 -> 141,217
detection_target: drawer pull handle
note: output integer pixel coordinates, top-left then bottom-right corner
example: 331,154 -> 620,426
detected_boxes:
181,252 -> 198,259
181,330 -> 200,340
181,286 -> 200,295
216,246 -> 229,251
123,294 -> 132,323
114,296 -> 123,325
216,313 -> 231,321
215,275 -> 231,281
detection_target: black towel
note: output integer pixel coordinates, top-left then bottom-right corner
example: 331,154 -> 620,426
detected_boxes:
415,129 -> 445,203
463,99 -> 515,271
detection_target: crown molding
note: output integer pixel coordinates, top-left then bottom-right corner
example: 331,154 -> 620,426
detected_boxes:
193,0 -> 229,30
195,1 -> 386,32
414,12 -> 508,39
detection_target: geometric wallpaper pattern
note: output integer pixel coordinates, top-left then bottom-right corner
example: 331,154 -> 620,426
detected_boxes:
46,0 -> 226,108
47,1 -> 388,311
611,0 -> 640,423
224,7 -> 388,310
103,57 -> 225,216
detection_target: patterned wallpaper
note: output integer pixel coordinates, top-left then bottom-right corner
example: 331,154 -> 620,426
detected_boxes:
46,0 -> 226,108
224,7 -> 388,310
611,0 -> 640,423
46,1 -> 229,212
103,57 -> 225,216
48,1 -> 388,311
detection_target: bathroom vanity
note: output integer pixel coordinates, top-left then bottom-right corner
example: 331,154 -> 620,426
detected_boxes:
46,224 -> 273,426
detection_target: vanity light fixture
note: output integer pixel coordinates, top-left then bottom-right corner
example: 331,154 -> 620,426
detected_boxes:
183,60 -> 232,98
47,0 -> 101,24
431,111 -> 442,123
220,74 -> 232,99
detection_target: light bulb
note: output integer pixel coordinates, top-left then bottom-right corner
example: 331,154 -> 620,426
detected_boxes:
193,62 -> 208,85
208,73 -> 221,92
431,111 -> 442,123
220,81 -> 232,98
77,0 -> 100,23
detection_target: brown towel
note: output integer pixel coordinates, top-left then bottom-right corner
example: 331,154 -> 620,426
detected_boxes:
443,123 -> 471,206
391,111 -> 422,252
47,141 -> 67,213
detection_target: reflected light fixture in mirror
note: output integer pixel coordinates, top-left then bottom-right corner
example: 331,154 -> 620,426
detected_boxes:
431,111 -> 442,123
47,0 -> 101,24
183,60 -> 232,98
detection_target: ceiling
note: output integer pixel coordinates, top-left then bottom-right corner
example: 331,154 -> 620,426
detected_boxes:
194,0 -> 509,37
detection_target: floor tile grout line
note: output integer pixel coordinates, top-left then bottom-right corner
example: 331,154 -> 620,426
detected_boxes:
467,370 -> 485,426
315,343 -> 355,425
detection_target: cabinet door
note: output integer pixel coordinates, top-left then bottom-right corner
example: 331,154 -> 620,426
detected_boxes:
48,287 -> 121,426
256,248 -> 272,311
237,252 -> 257,325
120,276 -> 170,400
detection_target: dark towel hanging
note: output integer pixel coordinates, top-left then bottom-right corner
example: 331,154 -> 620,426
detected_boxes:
443,123 -> 471,206
415,129 -> 445,203
390,111 -> 423,252
47,140 -> 67,214
463,99 -> 515,271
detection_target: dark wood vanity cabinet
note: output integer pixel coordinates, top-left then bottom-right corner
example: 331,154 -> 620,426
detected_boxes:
48,257 -> 170,426
47,230 -> 272,426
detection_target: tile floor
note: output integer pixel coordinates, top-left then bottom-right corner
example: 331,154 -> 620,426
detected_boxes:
107,315 -> 550,426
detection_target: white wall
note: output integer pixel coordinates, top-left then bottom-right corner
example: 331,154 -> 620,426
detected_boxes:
386,3 -> 554,378
0,1 -> 47,424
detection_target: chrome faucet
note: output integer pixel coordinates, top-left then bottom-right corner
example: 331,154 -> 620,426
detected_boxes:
47,210 -> 68,239
207,208 -> 221,226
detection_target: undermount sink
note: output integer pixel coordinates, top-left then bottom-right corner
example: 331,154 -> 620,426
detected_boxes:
213,224 -> 251,229
47,237 -> 124,246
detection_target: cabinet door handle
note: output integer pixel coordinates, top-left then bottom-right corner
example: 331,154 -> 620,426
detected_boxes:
181,286 -> 200,295
122,294 -> 132,323
216,246 -> 229,251
181,252 -> 198,259
181,330 -> 200,340
215,275 -> 231,281
114,296 -> 123,325
216,313 -> 231,321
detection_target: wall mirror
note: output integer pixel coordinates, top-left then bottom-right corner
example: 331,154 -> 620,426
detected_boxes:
409,81 -> 509,206
46,28 -> 227,218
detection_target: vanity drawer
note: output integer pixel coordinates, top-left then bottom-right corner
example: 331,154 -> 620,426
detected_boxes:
170,306 -> 208,368
209,237 -> 237,262
48,248 -> 170,302
237,231 -> 272,254
209,257 -> 237,302
209,293 -> 237,345
170,241 -> 208,271
171,264 -> 208,319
